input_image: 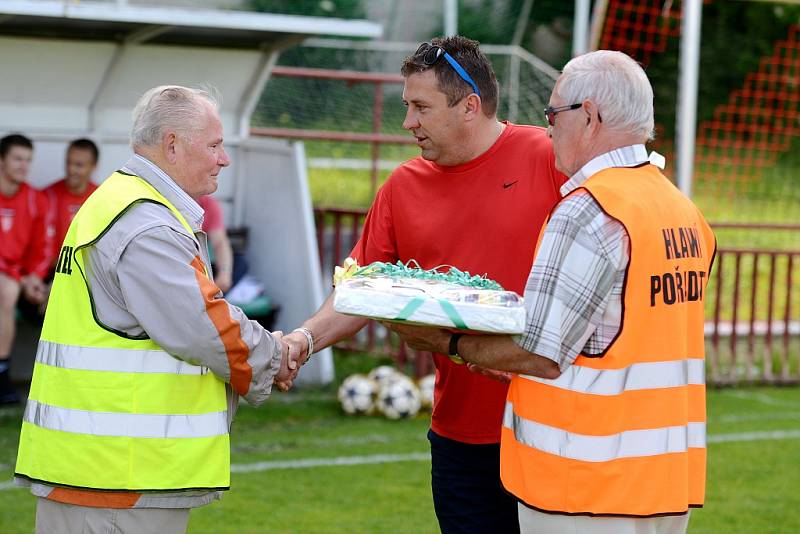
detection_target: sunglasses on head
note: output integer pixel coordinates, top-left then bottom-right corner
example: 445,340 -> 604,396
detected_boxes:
414,42 -> 481,97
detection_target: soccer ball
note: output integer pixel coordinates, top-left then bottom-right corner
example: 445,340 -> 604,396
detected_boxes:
367,365 -> 400,389
338,374 -> 377,415
418,374 -> 435,409
377,379 -> 421,420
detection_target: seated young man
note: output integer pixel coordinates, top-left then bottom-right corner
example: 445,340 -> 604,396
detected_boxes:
0,134 -> 54,404
14,138 -> 102,324
45,138 -> 99,256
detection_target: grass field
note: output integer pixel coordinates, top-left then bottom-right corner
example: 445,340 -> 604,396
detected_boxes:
1,368 -> 799,533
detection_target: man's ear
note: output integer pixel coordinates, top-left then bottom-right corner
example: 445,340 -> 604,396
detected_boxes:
463,93 -> 482,122
163,132 -> 178,164
583,99 -> 601,131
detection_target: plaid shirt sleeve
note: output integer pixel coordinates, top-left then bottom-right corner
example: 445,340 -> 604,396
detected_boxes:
516,191 -> 629,371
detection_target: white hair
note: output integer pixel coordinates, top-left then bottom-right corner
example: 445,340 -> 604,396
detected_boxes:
556,50 -> 655,141
130,85 -> 220,149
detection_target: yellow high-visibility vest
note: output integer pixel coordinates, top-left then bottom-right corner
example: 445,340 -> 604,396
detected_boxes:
15,171 -> 230,492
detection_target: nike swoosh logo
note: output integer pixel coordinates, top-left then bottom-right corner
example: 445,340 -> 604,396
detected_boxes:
503,181 -> 519,189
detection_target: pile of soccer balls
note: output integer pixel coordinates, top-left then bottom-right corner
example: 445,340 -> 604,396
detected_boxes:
337,365 -> 435,420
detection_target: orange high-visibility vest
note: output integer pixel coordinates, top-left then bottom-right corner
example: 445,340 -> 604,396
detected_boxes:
501,164 -> 716,517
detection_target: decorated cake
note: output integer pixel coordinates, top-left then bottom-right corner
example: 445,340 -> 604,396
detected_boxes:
332,258 -> 526,334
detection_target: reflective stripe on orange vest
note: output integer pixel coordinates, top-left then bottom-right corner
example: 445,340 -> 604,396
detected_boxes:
518,358 -> 705,395
501,164 -> 715,517
504,402 -> 706,461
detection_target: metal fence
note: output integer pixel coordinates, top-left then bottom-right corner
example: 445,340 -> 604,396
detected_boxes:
706,239 -> 800,385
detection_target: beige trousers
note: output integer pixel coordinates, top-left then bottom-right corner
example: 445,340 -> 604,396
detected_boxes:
36,498 -> 190,534
518,504 -> 690,534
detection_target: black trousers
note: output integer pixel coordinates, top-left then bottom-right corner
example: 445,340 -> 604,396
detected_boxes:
428,429 -> 520,534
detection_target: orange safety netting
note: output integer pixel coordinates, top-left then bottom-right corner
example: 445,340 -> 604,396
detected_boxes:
599,0 -> 681,67
600,1 -> 799,224
696,25 -> 800,177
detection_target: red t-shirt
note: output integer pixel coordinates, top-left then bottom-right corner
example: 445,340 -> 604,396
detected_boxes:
45,179 -> 98,252
350,122 -> 566,443
0,182 -> 55,280
197,195 -> 224,233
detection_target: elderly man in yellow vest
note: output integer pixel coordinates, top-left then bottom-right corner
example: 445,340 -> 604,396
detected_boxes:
388,50 -> 715,533
14,86 -> 295,534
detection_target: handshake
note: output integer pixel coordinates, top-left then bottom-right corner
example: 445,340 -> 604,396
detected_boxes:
270,327 -> 314,392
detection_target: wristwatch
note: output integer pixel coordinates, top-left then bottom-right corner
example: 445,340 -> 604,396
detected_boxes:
448,334 -> 465,365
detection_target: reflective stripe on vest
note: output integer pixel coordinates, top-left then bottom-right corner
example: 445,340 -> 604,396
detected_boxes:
25,399 -> 227,439
518,358 -> 705,395
36,340 -> 208,376
500,165 -> 715,517
504,402 -> 706,462
15,172 -> 230,492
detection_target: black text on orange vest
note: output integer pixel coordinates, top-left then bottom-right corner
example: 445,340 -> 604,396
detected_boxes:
661,226 -> 702,259
651,225 -> 708,306
650,267 -> 706,306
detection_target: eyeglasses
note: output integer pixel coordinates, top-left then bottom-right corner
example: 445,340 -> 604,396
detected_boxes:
543,103 -> 582,126
414,42 -> 481,97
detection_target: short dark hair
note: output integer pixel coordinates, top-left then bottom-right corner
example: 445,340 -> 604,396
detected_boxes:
401,35 -> 500,117
0,134 -> 33,158
68,138 -> 100,164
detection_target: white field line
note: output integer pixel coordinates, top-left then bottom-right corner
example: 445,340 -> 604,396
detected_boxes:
722,390 -> 796,407
263,393 -> 343,405
3,429 -> 799,491
230,432 -> 421,454
716,412 -> 800,423
707,429 -> 800,443
231,452 -> 430,473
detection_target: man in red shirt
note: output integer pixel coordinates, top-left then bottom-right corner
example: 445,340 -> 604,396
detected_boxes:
283,36 -> 564,532
0,134 -> 54,404
45,138 -> 100,253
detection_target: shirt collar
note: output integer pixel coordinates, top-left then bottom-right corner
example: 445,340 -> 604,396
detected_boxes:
122,154 -> 204,231
560,144 -> 664,197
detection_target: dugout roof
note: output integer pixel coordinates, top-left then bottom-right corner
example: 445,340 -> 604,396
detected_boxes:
0,1 -> 381,49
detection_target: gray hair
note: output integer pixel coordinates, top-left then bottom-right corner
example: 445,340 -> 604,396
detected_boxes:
130,85 -> 220,149
556,51 -> 655,141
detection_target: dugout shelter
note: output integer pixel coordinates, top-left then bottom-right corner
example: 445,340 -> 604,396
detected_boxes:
0,0 -> 382,385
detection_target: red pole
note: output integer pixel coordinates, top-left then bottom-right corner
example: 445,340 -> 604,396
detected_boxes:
315,210 -> 325,272
748,253 -> 759,380
764,253 -> 777,380
251,127 -> 414,144
783,254 -> 794,380
270,65 -> 404,83
371,82 -> 384,199
333,211 -> 342,268
711,252 -> 724,382
350,213 -> 361,252
730,253 -> 742,382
